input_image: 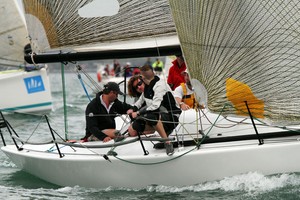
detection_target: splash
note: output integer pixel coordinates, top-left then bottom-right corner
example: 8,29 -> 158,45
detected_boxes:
0,160 -> 17,168
140,172 -> 300,195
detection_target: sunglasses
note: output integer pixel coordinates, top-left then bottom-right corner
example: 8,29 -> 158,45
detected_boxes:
135,80 -> 143,89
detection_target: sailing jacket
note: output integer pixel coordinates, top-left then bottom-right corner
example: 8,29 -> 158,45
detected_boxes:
152,60 -> 164,72
167,60 -> 186,90
134,76 -> 181,117
83,92 -> 133,140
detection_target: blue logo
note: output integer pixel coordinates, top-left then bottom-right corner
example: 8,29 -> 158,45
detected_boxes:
24,75 -> 45,94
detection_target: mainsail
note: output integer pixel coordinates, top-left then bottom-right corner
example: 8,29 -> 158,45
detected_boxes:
168,0 -> 300,124
0,0 -> 29,67
22,0 -> 179,57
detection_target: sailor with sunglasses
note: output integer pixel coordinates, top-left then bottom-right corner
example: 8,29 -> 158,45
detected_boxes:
126,65 -> 181,156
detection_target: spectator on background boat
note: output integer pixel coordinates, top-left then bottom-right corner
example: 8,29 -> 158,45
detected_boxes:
123,62 -> 132,77
113,59 -> 121,77
126,64 -> 182,156
144,57 -> 152,66
152,58 -> 164,75
82,82 -> 133,143
132,67 -> 141,76
104,64 -> 110,76
174,69 -> 204,110
167,54 -> 186,90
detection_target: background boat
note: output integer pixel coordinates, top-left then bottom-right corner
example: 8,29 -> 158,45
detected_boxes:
0,0 -> 52,114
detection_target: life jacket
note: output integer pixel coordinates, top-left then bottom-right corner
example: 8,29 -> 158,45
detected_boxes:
181,83 -> 196,108
152,61 -> 164,72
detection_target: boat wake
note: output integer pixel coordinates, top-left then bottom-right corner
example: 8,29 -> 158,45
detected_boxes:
51,172 -> 300,195
142,172 -> 300,195
0,160 -> 16,168
2,170 -> 300,199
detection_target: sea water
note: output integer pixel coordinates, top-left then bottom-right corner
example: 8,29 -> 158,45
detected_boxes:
1,71 -> 300,199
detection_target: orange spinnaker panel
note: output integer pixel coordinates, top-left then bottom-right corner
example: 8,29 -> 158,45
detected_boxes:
226,78 -> 264,118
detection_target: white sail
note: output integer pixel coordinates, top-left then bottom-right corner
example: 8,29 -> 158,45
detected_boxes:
0,0 -> 29,67
22,0 -> 179,54
169,0 -> 300,124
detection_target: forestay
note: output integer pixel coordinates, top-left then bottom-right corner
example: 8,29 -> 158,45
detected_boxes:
168,0 -> 300,124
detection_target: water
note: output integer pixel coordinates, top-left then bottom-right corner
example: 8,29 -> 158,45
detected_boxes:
1,71 -> 300,199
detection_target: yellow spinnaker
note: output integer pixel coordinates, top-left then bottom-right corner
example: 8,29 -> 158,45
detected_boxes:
226,78 -> 264,118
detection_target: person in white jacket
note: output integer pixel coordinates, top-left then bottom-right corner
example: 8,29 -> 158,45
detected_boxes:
127,64 -> 181,156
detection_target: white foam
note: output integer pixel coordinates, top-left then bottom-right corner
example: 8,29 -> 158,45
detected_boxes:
0,160 -> 17,168
142,172 -> 300,195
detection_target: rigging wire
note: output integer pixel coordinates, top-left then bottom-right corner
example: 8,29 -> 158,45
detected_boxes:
74,64 -> 103,93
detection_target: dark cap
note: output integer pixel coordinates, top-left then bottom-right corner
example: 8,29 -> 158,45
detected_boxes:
104,82 -> 124,95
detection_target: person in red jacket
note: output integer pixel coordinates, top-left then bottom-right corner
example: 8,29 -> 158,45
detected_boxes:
167,55 -> 186,90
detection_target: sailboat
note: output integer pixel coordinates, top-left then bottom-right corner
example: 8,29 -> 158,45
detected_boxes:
2,0 -> 300,188
0,0 -> 52,114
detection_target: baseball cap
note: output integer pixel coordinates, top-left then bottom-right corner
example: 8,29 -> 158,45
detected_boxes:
104,82 -> 124,95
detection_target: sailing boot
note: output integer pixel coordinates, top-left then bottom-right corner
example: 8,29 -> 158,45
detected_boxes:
165,142 -> 174,156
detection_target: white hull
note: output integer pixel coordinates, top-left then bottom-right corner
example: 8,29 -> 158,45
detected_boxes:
0,68 -> 52,113
2,110 -> 300,188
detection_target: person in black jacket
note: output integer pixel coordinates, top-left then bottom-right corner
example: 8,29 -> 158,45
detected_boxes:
82,82 -> 133,142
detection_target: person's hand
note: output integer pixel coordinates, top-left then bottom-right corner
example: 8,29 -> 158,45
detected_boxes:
131,112 -> 139,119
180,103 -> 190,111
103,136 -> 112,143
127,109 -> 134,115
